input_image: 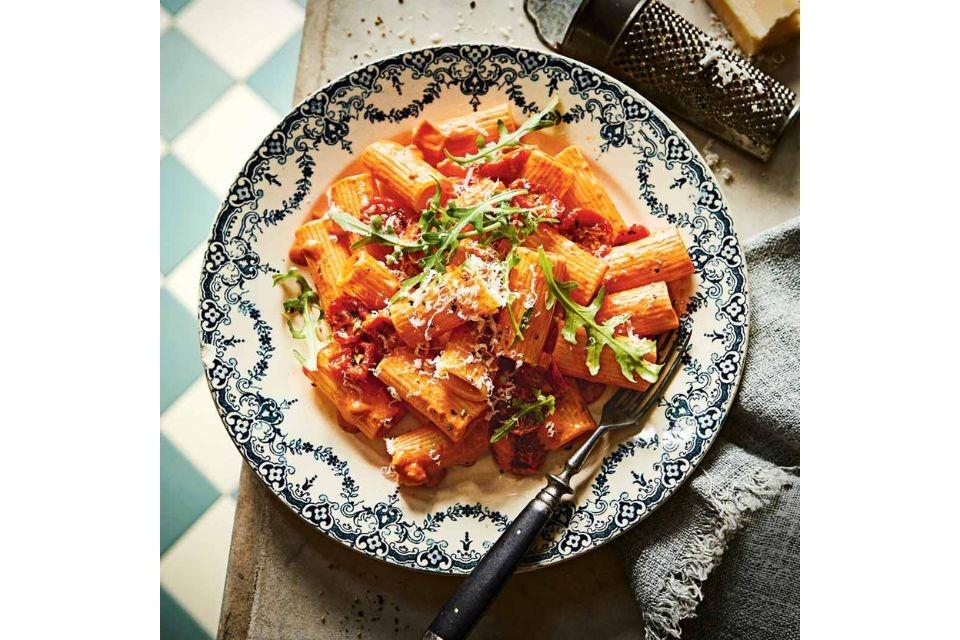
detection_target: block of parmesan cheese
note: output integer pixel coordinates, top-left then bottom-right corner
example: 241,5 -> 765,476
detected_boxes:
706,0 -> 800,56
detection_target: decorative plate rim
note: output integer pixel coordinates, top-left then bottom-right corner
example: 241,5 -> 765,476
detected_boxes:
197,43 -> 750,575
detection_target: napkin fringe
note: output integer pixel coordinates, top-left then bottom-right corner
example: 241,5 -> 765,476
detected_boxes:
644,465 -> 798,640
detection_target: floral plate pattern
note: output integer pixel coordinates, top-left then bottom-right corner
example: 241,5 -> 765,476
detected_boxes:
199,45 -> 748,575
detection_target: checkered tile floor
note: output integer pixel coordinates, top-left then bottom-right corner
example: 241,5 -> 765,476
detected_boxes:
160,1 -> 304,637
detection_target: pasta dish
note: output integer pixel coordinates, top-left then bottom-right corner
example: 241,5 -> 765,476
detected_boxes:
278,98 -> 695,487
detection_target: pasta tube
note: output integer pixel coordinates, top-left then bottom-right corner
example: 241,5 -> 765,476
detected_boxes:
520,150 -> 574,199
386,421 -> 490,487
554,146 -> 626,233
375,347 -> 489,442
551,326 -> 656,391
524,226 -> 607,305
360,140 -> 445,210
540,381 -> 597,450
337,251 -> 400,310
304,346 -> 405,439
596,281 -> 679,337
435,323 -> 494,401
496,248 -> 567,364
328,173 -> 376,216
389,264 -> 504,347
603,228 -> 695,293
439,103 -> 517,156
413,103 -> 518,162
295,220 -> 351,306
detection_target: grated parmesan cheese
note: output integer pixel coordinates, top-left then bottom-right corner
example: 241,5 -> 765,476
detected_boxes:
380,465 -> 398,481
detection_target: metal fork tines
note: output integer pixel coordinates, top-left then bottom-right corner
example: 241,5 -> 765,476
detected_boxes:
424,328 -> 690,640
556,328 -> 691,486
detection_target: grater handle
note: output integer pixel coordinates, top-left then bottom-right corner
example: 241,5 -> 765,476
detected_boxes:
563,0 -> 798,160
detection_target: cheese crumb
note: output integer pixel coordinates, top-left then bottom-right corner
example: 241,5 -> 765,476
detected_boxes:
430,32 -> 442,44
702,139 -> 721,168
380,465 -> 398,481
702,139 -> 735,184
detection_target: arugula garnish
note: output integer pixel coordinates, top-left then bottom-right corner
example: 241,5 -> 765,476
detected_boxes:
330,210 -> 422,252
516,306 -> 535,341
444,96 -> 562,166
329,186 -> 556,299
537,249 -> 663,383
273,269 -> 325,370
490,390 -> 556,443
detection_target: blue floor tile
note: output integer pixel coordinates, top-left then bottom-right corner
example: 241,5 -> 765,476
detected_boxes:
161,433 -> 220,554
247,30 -> 302,113
161,586 -> 212,640
161,29 -> 233,140
160,287 -> 202,412
160,155 -> 218,274
161,0 -> 194,15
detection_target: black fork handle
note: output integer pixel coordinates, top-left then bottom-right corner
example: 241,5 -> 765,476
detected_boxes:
424,475 -> 572,640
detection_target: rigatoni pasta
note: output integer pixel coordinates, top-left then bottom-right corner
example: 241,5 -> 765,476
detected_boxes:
276,98 -> 695,486
554,146 -> 626,233
523,226 -> 607,305
389,264 -> 504,347
434,323 -> 494,401
596,282 -> 679,337
496,249 -> 567,365
337,250 -> 400,309
295,220 -> 351,306
603,228 -> 695,293
305,345 -> 405,439
328,173 -> 376,216
361,140 -> 445,211
551,326 -> 656,392
540,381 -> 597,450
520,150 -> 574,199
386,422 -> 490,487
375,347 -> 489,442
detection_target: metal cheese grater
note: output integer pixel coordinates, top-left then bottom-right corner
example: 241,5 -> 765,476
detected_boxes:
525,0 -> 799,160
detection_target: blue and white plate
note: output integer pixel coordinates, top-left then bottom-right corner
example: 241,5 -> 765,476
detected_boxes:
199,44 -> 748,575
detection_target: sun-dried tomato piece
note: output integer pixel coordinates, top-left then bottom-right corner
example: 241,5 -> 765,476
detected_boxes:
329,339 -> 381,383
577,379 -> 606,405
477,148 -> 530,182
545,358 -> 571,395
558,207 -> 613,254
436,158 -> 468,178
611,223 -> 651,246
326,295 -> 373,344
492,430 -> 547,475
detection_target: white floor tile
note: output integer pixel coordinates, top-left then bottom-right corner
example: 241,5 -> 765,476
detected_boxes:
160,6 -> 171,33
172,84 -> 280,197
177,0 -> 304,79
161,496 -> 237,637
161,378 -> 241,495
165,242 -> 206,311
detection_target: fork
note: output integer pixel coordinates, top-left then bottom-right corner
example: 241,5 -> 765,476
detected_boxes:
424,330 -> 690,640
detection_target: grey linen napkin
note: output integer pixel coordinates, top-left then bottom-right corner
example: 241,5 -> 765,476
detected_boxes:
617,218 -> 800,640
